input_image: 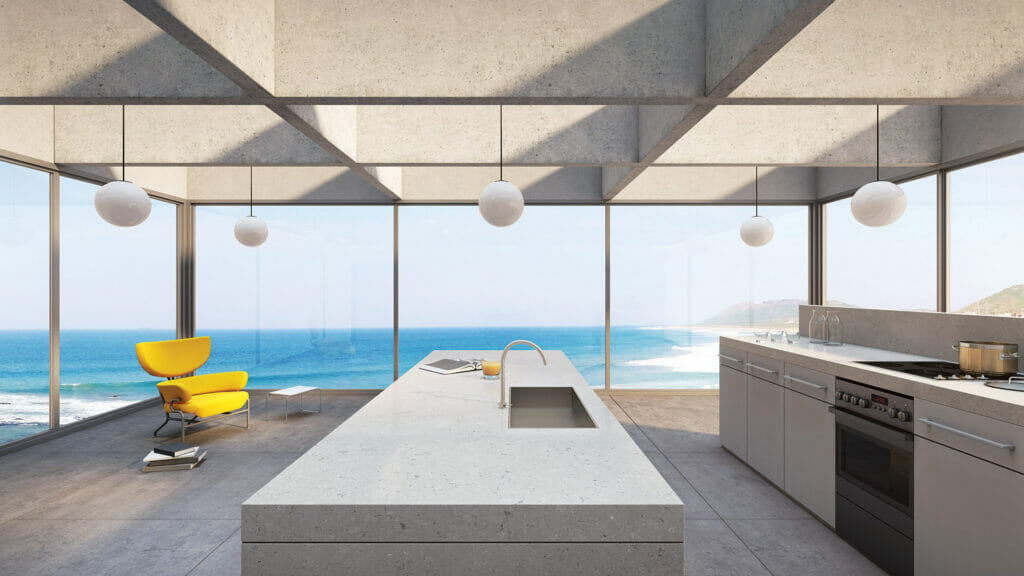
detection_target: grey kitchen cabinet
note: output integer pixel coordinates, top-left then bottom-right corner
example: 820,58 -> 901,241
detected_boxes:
784,388 -> 835,527
719,364 -> 748,461
746,374 -> 785,487
914,436 -> 1024,576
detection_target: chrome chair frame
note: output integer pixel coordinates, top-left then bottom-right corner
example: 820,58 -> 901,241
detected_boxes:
153,397 -> 251,443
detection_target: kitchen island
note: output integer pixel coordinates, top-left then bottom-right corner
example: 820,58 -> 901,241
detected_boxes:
242,350 -> 684,575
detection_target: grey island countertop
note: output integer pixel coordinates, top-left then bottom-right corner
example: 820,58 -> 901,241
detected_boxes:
241,350 -> 684,575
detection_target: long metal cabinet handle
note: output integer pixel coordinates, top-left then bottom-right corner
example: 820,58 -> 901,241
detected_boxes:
718,354 -> 744,365
918,418 -> 1016,451
748,363 -> 778,376
784,375 -> 827,391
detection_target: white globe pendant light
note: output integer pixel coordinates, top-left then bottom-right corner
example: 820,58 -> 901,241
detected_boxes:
740,166 -> 774,247
851,106 -> 906,227
95,180 -> 151,227
479,180 -> 523,227
94,105 -> 151,227
234,166 -> 268,247
479,105 -> 524,227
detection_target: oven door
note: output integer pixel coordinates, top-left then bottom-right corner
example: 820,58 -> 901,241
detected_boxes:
835,408 -> 914,537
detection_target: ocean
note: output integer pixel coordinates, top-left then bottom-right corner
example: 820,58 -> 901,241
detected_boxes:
0,326 -> 724,444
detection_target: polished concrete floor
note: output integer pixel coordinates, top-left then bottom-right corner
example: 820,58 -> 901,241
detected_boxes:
0,392 -> 885,576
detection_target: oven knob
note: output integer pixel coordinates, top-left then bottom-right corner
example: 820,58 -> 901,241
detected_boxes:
839,392 -> 849,402
889,407 -> 899,418
848,395 -> 860,405
858,398 -> 870,408
897,411 -> 911,422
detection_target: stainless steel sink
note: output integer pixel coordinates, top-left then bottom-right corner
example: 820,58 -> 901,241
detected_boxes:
508,387 -> 596,428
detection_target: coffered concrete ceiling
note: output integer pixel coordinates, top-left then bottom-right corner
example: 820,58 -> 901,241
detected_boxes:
0,0 -> 1022,204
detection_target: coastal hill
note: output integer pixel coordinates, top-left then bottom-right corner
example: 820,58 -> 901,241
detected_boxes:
957,284 -> 1024,316
699,299 -> 802,327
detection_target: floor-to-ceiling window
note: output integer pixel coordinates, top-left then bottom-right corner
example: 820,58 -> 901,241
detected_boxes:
60,176 -> 177,424
824,175 -> 937,311
949,151 -> 1024,315
0,161 -> 50,443
398,205 -> 605,387
196,205 -> 393,389
610,205 -> 808,389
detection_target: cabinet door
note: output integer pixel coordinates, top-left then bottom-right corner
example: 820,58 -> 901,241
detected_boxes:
784,389 -> 835,527
719,365 -> 748,461
915,437 -> 1024,576
746,375 -> 785,487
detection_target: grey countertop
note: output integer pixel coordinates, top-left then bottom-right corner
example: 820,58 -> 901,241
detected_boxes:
242,350 -> 683,544
721,335 -> 1024,427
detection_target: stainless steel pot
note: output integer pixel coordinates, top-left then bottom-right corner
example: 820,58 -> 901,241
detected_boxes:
951,341 -> 1020,377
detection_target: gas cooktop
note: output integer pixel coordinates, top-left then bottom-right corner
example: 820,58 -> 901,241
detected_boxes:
855,360 -> 1024,391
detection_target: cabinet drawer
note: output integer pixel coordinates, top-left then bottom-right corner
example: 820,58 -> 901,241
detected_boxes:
718,345 -> 747,371
745,352 -> 783,385
915,399 -> 1024,475
783,363 -> 835,404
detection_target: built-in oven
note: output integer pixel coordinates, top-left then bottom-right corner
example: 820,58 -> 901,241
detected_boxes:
834,378 -> 914,576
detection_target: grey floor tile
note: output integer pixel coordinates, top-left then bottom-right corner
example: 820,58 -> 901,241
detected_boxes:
188,527 -> 241,576
613,395 -> 721,454
0,518 -> 238,576
728,518 -> 888,576
666,451 -> 810,520
0,454 -> 124,520
685,519 -> 772,576
601,397 -> 660,453
644,451 -> 719,520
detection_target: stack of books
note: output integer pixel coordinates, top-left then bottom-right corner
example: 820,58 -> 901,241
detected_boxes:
142,442 -> 206,472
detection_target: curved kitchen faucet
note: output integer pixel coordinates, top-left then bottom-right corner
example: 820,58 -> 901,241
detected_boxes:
498,340 -> 547,408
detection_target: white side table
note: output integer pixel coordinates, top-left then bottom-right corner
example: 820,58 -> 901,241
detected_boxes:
265,385 -> 322,422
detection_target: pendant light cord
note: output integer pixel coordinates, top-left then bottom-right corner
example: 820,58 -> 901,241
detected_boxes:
499,105 -> 504,182
249,165 -> 254,217
875,105 -> 880,181
121,105 -> 126,182
754,165 -> 759,217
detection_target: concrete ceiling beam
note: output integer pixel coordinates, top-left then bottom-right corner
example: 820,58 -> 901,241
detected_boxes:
0,106 -> 55,164
815,166 -> 931,201
731,0 -> 1024,101
123,0 -> 276,96
398,167 -> 602,204
271,104 -> 401,200
940,106 -> 1024,165
53,105 -> 336,165
602,0 -> 836,200
658,105 -> 939,166
613,166 -> 816,203
272,0 -> 705,100
0,0 -> 243,99
124,0 -> 402,199
186,166 -> 393,204
59,164 -> 189,201
347,105 -> 637,165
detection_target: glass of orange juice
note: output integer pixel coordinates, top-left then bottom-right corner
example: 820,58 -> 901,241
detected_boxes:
482,360 -> 501,380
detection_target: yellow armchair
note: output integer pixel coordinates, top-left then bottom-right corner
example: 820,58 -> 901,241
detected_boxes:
136,336 -> 250,442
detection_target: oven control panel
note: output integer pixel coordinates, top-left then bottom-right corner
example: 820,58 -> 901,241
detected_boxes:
835,379 -> 914,432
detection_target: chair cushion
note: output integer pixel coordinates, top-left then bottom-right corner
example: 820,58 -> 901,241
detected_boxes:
156,371 -> 248,404
165,391 -> 249,418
